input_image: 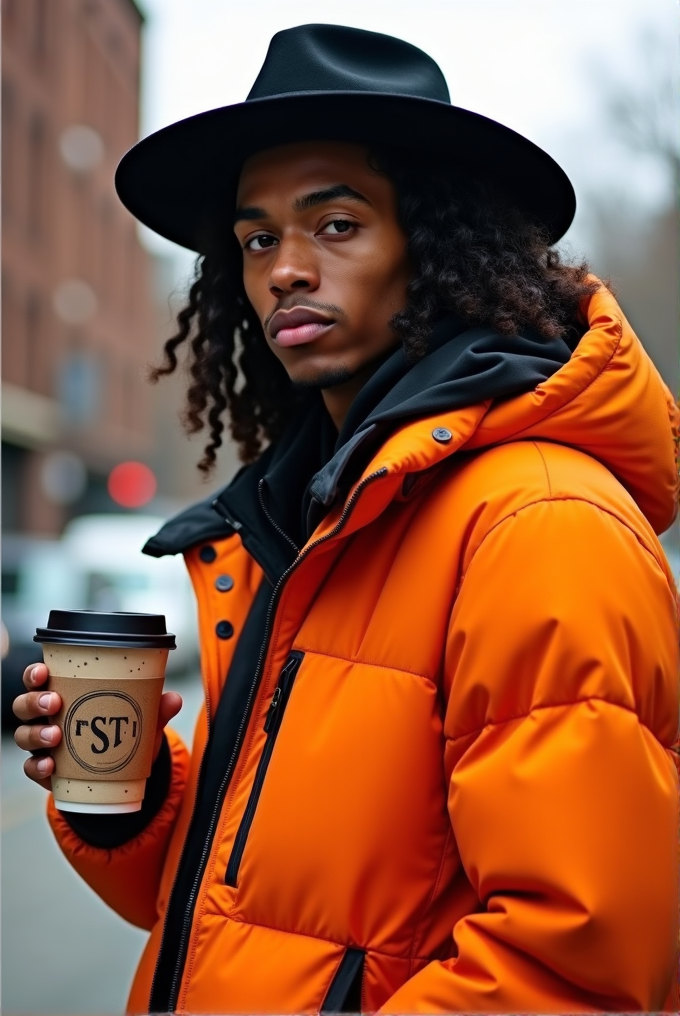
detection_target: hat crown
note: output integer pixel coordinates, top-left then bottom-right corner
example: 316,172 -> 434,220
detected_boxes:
247,24 -> 451,104
115,24 -> 575,252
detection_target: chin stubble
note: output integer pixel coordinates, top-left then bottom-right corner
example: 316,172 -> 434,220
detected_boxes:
290,366 -> 356,391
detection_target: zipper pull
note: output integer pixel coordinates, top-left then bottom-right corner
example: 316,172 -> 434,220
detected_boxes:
211,498 -> 242,531
263,654 -> 302,732
263,687 -> 282,732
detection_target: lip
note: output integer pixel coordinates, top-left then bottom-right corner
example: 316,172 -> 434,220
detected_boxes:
269,307 -> 336,347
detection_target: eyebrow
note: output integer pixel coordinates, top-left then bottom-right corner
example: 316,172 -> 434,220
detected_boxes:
234,184 -> 370,224
293,184 -> 370,212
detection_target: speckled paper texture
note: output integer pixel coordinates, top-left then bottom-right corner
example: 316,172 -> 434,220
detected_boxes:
44,644 -> 166,782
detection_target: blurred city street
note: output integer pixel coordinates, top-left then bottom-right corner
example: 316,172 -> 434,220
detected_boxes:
2,0 -> 678,1013
1,669 -> 204,1016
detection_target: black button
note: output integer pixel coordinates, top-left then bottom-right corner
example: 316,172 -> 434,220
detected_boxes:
432,427 -> 453,443
215,574 -> 234,592
199,545 -> 217,563
216,620 -> 234,640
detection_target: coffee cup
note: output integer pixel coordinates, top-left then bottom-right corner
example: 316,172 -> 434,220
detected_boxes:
34,610 -> 176,814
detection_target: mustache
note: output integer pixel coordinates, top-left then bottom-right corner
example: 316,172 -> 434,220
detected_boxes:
263,297 -> 344,335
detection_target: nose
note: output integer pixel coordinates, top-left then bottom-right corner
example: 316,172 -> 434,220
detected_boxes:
268,234 -> 320,296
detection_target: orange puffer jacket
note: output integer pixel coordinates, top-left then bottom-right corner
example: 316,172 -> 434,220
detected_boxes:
49,286 -> 679,1014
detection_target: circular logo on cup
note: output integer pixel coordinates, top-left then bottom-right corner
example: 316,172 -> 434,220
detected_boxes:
64,690 -> 143,774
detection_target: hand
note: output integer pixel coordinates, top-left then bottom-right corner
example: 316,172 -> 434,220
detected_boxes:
13,662 -> 183,792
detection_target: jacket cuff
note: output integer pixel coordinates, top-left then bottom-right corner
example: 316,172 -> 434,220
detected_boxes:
60,734 -> 172,849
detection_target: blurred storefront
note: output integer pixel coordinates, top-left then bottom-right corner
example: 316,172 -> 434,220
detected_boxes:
2,0 -> 157,535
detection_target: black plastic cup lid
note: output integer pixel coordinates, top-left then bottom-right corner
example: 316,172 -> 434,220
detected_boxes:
34,610 -> 176,649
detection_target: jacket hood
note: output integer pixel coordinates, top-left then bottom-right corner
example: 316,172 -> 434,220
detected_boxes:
463,284 -> 679,534
306,313 -> 575,521
305,283 -> 678,542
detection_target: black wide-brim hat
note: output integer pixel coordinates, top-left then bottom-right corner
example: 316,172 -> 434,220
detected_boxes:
115,24 -> 576,252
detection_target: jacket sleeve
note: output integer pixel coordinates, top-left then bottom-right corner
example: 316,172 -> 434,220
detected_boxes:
381,497 -> 679,1013
47,725 -> 190,930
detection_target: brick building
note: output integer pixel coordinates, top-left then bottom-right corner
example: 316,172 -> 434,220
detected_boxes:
2,0 -> 157,534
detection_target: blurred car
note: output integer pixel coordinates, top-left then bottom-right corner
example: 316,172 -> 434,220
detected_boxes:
2,514 -> 199,730
2,534 -> 74,730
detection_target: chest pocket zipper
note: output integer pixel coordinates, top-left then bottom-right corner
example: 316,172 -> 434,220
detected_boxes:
224,650 -> 304,887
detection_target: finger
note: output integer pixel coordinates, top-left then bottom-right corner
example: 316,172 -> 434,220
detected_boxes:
23,663 -> 49,691
23,753 -> 54,790
152,693 -> 183,761
12,690 -> 62,723
14,722 -> 62,753
157,692 -> 183,730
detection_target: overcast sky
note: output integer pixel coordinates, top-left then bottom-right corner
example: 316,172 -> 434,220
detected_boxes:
134,0 -> 678,264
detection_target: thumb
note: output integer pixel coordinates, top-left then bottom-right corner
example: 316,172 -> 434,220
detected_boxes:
158,691 -> 183,728
153,691 -> 183,761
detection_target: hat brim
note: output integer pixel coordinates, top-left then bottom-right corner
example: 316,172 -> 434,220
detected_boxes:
115,91 -> 576,252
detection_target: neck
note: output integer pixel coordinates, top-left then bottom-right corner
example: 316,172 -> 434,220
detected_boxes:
320,360 -> 382,431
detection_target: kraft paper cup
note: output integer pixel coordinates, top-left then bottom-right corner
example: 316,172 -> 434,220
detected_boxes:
34,610 -> 176,814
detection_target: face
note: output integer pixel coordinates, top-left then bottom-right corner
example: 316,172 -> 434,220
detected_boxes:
234,141 -> 410,393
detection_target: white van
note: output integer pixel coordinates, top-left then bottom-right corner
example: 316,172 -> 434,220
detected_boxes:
15,515 -> 199,675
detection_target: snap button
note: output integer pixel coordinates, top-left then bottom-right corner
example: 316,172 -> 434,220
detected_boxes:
215,574 -> 234,593
216,620 -> 234,640
199,544 -> 217,563
432,427 -> 452,443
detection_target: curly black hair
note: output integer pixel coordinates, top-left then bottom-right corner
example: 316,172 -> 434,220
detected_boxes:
150,145 -> 598,472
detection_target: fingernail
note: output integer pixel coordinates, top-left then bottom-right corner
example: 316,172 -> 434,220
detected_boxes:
39,693 -> 53,710
40,725 -> 57,742
31,667 -> 40,684
37,758 -> 50,775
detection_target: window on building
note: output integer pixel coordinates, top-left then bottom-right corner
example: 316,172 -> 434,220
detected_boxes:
33,0 -> 48,61
25,290 -> 43,391
1,273 -> 26,388
101,348 -> 121,429
2,82 -> 15,225
27,114 -> 46,239
84,31 -> 102,132
125,224 -> 137,320
2,272 -> 14,371
98,198 -> 113,305
2,0 -> 17,33
123,362 -> 139,434
107,212 -> 119,310
56,341 -> 102,427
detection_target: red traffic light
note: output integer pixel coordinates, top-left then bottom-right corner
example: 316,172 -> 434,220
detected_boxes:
107,461 -> 157,508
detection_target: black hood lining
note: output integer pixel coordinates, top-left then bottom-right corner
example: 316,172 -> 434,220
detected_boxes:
144,317 -> 573,569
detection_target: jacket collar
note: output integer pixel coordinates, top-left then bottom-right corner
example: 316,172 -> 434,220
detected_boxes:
144,316 -> 573,577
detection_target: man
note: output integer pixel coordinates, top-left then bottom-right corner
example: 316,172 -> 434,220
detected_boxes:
14,24 -> 678,1014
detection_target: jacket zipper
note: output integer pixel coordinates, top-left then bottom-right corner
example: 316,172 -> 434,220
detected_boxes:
151,467 -> 388,1013
225,650 -> 304,887
258,478 -> 300,553
148,625 -> 214,1014
321,947 -> 366,1013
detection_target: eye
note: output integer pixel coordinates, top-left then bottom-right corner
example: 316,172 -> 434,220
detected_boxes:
244,233 -> 278,251
319,219 -> 355,236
